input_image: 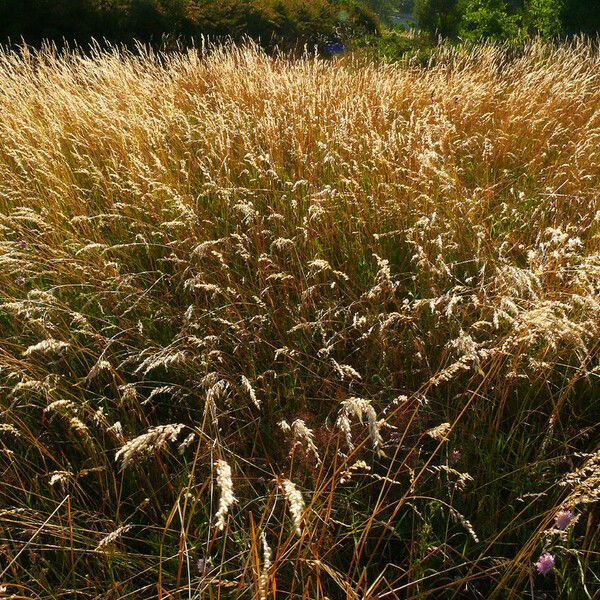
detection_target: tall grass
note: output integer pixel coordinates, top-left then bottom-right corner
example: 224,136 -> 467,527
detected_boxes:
0,40 -> 598,599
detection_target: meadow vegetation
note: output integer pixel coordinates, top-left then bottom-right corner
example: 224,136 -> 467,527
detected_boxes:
0,40 -> 598,598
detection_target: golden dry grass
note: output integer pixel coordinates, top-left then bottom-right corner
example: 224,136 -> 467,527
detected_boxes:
0,40 -> 598,598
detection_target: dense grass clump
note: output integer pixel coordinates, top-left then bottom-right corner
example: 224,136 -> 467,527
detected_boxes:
0,40 -> 598,598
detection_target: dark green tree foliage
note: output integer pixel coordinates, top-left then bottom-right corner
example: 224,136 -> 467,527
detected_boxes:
362,0 -> 399,23
0,0 -> 104,44
0,0 -> 380,49
459,0 -> 521,42
523,0 -> 563,38
413,0 -> 600,41
561,0 -> 600,35
413,0 -> 464,38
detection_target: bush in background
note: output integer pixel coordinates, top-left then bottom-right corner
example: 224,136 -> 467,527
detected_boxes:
561,0 -> 600,35
413,0 -> 464,39
459,0 -> 522,43
413,0 -> 600,42
0,0 -> 380,50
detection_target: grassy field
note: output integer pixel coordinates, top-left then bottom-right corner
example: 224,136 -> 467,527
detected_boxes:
0,40 -> 598,599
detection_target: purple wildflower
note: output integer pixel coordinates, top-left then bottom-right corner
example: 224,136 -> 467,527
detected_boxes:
198,556 -> 212,575
554,510 -> 574,531
17,240 -> 27,250
535,552 -> 555,576
389,431 -> 401,444
15,275 -> 25,286
450,448 -> 462,464
197,558 -> 207,575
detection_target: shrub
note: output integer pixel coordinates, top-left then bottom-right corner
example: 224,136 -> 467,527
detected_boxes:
413,0 -> 465,39
0,0 -> 380,50
459,0 -> 522,43
524,0 -> 563,38
561,0 -> 600,35
413,0 -> 598,43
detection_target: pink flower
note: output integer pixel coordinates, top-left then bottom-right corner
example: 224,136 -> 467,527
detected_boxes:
535,552 -> 555,576
450,448 -> 462,464
197,558 -> 207,575
554,510 -> 574,531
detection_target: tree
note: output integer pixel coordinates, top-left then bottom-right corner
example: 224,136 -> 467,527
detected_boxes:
524,0 -> 563,37
459,0 -> 521,42
560,0 -> 600,35
413,0 -> 464,38
0,0 -> 380,50
363,0 -> 399,23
